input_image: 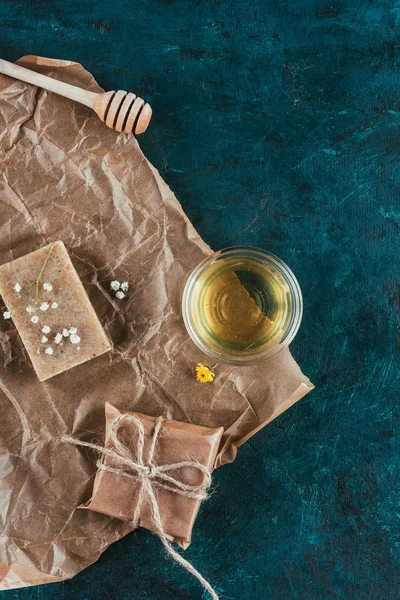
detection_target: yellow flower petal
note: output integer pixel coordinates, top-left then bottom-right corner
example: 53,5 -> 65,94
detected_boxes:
195,363 -> 215,383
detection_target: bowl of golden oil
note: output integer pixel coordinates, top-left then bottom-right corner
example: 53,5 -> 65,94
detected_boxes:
182,246 -> 302,365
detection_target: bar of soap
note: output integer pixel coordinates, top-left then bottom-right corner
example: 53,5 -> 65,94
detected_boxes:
0,241 -> 111,381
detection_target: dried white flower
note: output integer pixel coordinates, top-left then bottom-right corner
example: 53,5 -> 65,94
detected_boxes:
62,328 -> 70,337
70,334 -> 81,345
41,336 -> 48,343
13,283 -> 21,293
40,302 -> 49,312
54,332 -> 63,345
45,347 -> 54,355
26,305 -> 35,314
42,325 -> 51,334
43,282 -> 53,292
3,311 -> 11,320
116,291 -> 125,300
110,280 -> 121,291
51,302 -> 58,309
121,282 -> 129,292
69,327 -> 77,335
31,315 -> 39,324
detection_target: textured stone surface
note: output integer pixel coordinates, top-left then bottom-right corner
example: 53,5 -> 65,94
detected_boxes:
0,0 -> 399,598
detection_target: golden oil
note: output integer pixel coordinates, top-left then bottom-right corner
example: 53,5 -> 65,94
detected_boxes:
183,247 -> 302,365
191,256 -> 292,355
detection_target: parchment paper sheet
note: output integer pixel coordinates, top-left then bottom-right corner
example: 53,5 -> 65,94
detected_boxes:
0,56 -> 313,589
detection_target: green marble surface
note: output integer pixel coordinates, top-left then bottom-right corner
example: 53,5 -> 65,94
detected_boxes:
0,1 -> 399,598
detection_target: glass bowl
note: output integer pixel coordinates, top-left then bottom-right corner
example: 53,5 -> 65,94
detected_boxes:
182,246 -> 302,366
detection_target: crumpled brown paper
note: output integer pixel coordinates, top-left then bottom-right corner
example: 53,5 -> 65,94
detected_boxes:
0,56 -> 313,590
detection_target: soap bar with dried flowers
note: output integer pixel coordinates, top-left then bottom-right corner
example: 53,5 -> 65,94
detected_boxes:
0,241 -> 111,381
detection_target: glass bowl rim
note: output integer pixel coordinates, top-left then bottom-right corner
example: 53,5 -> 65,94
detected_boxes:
182,246 -> 303,366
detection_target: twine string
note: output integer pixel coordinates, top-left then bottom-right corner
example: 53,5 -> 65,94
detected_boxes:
63,414 -> 218,600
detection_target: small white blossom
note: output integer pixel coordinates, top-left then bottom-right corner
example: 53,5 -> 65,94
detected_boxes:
3,311 -> 11,320
121,282 -> 129,292
51,302 -> 58,309
26,305 -> 35,314
41,336 -> 48,343
13,283 -> 21,293
31,315 -> 39,324
116,291 -> 125,299
110,280 -> 121,291
45,347 -> 54,355
70,334 -> 81,344
62,328 -> 70,337
54,332 -> 63,345
42,325 -> 51,334
69,327 -> 77,335
40,302 -> 49,312
43,282 -> 53,292
37,348 -> 40,355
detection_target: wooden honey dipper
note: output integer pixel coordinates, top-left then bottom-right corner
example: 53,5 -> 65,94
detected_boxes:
0,58 -> 152,135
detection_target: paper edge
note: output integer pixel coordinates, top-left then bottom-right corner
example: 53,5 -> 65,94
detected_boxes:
215,381 -> 314,467
0,562 -> 65,590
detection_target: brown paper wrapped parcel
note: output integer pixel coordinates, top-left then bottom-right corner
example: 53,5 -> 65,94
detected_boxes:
82,403 -> 224,548
0,55 -> 313,590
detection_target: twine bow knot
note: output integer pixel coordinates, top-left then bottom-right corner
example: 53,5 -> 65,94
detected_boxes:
63,414 -> 218,600
144,465 -> 156,478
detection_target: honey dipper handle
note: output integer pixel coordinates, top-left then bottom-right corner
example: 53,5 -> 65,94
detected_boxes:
0,58 -> 98,107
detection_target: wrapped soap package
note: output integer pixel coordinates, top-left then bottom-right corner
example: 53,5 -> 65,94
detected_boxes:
83,403 -> 224,548
0,241 -> 111,380
0,56 -> 313,590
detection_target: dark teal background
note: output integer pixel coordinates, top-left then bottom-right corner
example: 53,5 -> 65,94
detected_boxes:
1,1 -> 399,599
